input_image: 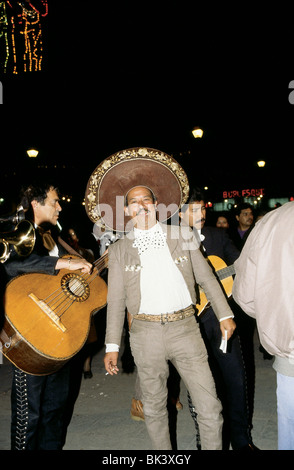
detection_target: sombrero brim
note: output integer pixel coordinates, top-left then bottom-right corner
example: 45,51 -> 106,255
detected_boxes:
85,147 -> 189,232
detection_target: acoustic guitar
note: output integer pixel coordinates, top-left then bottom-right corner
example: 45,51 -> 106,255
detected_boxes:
0,253 -> 108,376
197,255 -> 235,315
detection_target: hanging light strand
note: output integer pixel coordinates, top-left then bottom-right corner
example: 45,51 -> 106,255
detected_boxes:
0,0 -> 48,74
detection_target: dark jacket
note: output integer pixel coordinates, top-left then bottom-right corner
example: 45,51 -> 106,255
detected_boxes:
4,226 -> 67,281
201,226 -> 240,265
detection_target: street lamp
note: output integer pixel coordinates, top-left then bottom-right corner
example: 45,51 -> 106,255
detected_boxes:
27,148 -> 39,158
192,127 -> 204,138
257,160 -> 266,167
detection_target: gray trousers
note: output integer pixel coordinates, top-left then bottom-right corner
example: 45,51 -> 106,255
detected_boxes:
130,315 -> 223,450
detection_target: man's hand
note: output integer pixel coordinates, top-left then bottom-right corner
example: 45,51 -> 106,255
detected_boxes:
104,352 -> 119,375
56,257 -> 93,274
220,318 -> 236,340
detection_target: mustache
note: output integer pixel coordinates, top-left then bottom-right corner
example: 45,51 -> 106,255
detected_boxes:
136,208 -> 150,216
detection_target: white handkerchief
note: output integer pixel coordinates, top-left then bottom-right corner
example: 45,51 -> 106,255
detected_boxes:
220,330 -> 228,353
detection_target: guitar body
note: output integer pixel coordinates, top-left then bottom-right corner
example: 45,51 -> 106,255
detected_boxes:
1,263 -> 107,375
197,255 -> 234,316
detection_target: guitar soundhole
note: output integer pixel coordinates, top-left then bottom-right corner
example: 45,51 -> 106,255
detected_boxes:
61,273 -> 90,302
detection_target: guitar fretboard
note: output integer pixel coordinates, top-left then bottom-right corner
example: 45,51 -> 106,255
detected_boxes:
216,265 -> 235,281
94,252 -> 108,274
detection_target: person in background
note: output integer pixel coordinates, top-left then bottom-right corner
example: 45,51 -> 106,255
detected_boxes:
66,227 -> 95,263
230,203 -> 254,251
216,213 -> 230,229
226,202 -> 256,424
179,187 -> 258,451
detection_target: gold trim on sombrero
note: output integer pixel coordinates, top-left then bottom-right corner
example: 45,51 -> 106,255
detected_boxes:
85,147 -> 189,229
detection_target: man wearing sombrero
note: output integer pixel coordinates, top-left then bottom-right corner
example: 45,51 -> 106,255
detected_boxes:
85,147 -> 236,450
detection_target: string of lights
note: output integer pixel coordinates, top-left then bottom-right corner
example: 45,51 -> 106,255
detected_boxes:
0,0 -> 48,74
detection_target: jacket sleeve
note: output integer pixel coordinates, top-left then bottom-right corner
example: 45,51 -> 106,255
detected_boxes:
4,253 -> 59,281
232,235 -> 257,318
190,247 -> 234,321
105,243 -> 127,347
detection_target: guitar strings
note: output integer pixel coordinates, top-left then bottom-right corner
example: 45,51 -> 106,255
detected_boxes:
47,270 -> 101,317
56,261 -> 107,316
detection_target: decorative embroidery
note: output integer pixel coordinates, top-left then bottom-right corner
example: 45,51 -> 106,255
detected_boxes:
14,369 -> 29,450
85,148 -> 190,225
125,264 -> 142,272
174,256 -> 188,265
133,228 -> 167,255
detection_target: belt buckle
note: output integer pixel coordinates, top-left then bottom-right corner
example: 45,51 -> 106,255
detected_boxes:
160,313 -> 168,325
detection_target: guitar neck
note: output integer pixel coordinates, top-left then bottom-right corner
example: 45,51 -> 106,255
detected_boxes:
217,264 -> 235,281
93,252 -> 108,274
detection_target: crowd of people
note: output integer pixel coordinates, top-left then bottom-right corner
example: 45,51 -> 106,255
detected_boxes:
0,147 -> 293,451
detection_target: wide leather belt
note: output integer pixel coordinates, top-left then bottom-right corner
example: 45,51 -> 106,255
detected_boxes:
132,305 -> 195,325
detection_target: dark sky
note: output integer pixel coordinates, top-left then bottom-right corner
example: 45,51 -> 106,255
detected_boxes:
1,1 -> 294,207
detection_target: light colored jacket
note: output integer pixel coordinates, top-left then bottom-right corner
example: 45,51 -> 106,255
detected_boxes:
233,202 -> 294,374
106,223 -> 233,346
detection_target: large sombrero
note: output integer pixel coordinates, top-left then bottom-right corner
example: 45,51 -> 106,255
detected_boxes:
85,147 -> 189,232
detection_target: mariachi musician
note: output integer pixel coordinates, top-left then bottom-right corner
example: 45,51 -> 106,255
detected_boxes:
2,181 -> 92,450
84,147 -> 236,450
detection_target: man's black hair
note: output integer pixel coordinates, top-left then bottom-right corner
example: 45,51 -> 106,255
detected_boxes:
20,182 -> 59,221
234,202 -> 253,217
180,187 -> 205,213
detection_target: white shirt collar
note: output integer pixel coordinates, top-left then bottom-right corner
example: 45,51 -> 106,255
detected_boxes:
198,229 -> 205,242
134,222 -> 159,237
133,222 -> 167,255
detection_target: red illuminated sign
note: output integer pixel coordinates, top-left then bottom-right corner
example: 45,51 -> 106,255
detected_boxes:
223,188 -> 265,199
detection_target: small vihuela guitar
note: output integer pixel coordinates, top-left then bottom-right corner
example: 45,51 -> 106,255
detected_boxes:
0,253 -> 108,375
197,255 -> 235,315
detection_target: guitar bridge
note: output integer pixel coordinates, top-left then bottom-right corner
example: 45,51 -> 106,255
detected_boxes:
28,293 -> 67,332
